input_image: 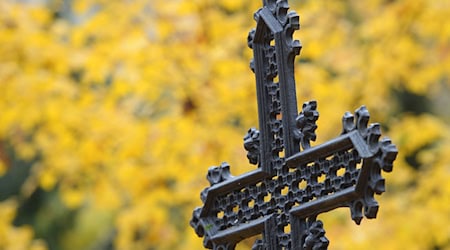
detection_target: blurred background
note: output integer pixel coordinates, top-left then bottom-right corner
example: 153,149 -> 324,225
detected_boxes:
0,0 -> 449,249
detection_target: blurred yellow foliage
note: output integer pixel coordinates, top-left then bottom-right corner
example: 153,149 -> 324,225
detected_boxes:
0,199 -> 47,250
0,0 -> 449,249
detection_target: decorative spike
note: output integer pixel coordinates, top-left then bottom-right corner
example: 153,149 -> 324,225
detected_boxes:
364,199 -> 379,219
276,0 -> 289,24
355,106 -> 370,136
303,220 -> 329,250
367,123 -> 381,153
380,138 -> 398,172
294,100 -> 319,150
206,162 -> 233,186
350,200 -> 364,225
244,128 -> 261,165
248,29 -> 255,49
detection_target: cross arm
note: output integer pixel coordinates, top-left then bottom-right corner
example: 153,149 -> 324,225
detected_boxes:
288,105 -> 398,225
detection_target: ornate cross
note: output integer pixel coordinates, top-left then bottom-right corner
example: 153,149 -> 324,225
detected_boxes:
190,1 -> 398,249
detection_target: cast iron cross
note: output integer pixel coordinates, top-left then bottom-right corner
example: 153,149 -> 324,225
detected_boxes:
190,1 -> 398,249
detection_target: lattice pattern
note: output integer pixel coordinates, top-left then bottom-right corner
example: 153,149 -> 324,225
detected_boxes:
210,147 -> 362,229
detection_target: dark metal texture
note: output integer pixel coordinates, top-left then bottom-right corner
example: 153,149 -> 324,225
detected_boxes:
190,1 -> 398,249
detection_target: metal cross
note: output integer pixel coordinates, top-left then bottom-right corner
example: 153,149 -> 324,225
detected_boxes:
190,1 -> 398,249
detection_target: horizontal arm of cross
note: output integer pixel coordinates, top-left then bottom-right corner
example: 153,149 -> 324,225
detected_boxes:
286,130 -> 373,168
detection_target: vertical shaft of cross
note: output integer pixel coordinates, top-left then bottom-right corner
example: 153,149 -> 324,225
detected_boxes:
251,0 -> 302,174
252,24 -> 276,174
275,15 -> 301,159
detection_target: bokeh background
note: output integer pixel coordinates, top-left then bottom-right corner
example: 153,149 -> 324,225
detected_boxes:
1,0 -> 449,249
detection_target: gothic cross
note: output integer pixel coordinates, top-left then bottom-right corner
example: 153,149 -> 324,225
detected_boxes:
190,1 -> 398,249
